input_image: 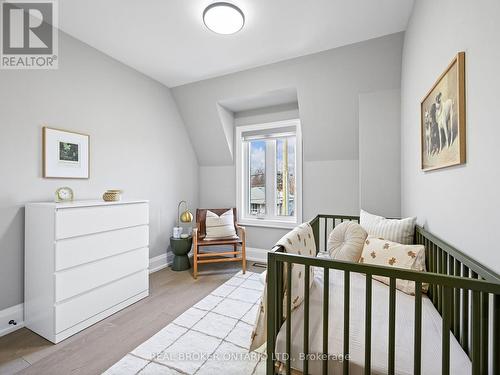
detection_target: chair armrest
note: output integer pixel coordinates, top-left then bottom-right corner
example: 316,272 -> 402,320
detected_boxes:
236,224 -> 246,241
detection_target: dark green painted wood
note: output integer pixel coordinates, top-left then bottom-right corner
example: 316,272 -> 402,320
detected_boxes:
343,271 -> 350,375
266,215 -> 500,375
493,294 -> 500,375
324,218 -> 328,253
442,286 -> 452,375
414,281 -> 422,375
323,267 -> 329,375
462,264 -> 470,355
286,262 -> 292,375
303,265 -> 310,375
388,278 -> 396,375
480,292 -> 488,375
364,275 -> 372,375
276,261 -> 283,330
266,254 -> 277,375
453,259 -> 461,338
472,291 -> 481,375
311,216 -> 320,253
437,246 -> 442,313
449,257 -> 455,333
270,252 -> 500,294
416,226 -> 500,282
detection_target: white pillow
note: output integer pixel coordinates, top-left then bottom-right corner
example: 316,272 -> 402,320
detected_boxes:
327,221 -> 367,262
360,236 -> 428,295
204,210 -> 238,240
360,209 -> 416,245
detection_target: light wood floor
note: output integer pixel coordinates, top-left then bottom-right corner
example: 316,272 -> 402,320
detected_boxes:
0,262 -> 265,375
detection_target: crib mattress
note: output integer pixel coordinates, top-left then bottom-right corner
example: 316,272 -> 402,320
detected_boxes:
275,269 -> 471,375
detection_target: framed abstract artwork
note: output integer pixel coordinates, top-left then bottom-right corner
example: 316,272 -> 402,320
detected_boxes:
421,52 -> 466,171
42,127 -> 90,179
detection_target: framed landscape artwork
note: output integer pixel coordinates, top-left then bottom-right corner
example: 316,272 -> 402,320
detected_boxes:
421,52 -> 466,171
43,127 -> 90,179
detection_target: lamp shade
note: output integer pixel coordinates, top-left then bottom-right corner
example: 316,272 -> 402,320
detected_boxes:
180,210 -> 193,223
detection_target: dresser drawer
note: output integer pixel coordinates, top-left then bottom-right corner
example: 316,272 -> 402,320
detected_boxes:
55,270 -> 148,334
55,225 -> 149,271
55,203 -> 149,239
55,247 -> 148,302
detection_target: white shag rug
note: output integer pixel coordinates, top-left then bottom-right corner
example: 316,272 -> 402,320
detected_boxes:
104,271 -> 266,375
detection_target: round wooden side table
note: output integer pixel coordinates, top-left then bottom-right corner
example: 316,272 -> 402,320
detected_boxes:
170,236 -> 192,271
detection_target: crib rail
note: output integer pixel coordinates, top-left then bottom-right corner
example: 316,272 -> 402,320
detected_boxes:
266,214 -> 500,375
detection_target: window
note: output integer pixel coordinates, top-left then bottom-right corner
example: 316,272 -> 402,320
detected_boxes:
236,120 -> 302,228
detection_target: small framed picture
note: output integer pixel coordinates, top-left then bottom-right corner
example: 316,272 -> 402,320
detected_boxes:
43,127 -> 90,179
421,52 -> 466,171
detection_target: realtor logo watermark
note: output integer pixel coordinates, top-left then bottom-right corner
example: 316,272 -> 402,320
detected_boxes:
1,0 -> 58,69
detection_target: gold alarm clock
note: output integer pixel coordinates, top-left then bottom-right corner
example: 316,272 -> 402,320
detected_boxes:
55,187 -> 74,202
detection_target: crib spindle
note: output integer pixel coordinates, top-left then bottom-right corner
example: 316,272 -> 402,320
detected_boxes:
303,265 -> 310,375
364,274 -> 372,375
471,291 -> 481,375
343,271 -> 350,375
266,255 -> 277,375
414,281 -> 422,375
324,218 -> 328,253
388,278 -> 396,375
493,294 -> 500,374
480,292 -> 488,375
286,262 -> 292,375
323,267 -> 329,375
462,265 -> 470,354
453,259 -> 461,338
437,247 -> 442,313
442,286 -> 452,375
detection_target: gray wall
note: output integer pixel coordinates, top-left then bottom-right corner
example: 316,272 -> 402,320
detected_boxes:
359,89 -> 401,217
0,32 -> 198,310
401,0 -> 500,272
175,33 -> 404,249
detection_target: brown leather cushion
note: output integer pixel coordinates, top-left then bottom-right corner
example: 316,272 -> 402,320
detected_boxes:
196,208 -> 237,237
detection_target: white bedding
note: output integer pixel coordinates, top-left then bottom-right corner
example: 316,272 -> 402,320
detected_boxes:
275,269 -> 471,375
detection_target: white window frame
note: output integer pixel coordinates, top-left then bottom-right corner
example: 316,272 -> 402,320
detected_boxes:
235,119 -> 302,229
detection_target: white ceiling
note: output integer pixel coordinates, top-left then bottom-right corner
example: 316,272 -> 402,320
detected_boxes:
59,0 -> 413,88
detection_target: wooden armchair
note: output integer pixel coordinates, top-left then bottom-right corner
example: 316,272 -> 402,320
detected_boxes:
192,208 -> 246,279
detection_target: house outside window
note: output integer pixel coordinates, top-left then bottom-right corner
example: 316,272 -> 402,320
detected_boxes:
236,119 -> 302,228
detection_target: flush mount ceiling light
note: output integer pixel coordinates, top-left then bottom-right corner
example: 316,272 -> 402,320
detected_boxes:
203,2 -> 245,35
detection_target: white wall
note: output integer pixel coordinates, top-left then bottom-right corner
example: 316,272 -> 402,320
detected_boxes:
179,33 -> 404,250
0,32 -> 198,310
173,33 -> 404,166
359,89 -> 401,217
401,0 -> 500,273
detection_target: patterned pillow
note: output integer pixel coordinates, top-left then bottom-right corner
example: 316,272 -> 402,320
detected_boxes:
204,210 -> 238,240
327,221 -> 367,262
360,209 -> 416,245
359,236 -> 428,295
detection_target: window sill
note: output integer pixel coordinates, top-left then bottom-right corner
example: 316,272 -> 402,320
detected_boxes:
237,218 -> 300,230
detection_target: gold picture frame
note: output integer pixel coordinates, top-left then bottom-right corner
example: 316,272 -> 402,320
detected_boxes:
42,126 -> 90,179
421,52 -> 466,171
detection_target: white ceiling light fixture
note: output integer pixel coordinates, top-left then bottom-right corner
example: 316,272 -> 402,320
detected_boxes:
203,2 -> 245,35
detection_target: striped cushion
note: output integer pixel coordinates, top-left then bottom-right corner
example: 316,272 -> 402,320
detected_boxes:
204,209 -> 238,240
360,210 -> 416,245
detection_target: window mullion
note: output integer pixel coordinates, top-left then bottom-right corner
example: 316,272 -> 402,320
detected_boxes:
265,140 -> 275,219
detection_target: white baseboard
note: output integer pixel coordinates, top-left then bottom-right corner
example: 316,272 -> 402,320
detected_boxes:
0,303 -> 24,337
246,247 -> 268,263
149,253 -> 169,274
149,247 -> 268,275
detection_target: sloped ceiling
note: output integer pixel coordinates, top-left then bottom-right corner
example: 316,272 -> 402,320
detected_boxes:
58,0 -> 413,87
172,33 -> 404,166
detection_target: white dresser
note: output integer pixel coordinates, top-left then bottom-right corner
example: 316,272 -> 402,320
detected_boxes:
25,200 -> 149,343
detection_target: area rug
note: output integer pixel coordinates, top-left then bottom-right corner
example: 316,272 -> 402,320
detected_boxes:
104,271 -> 266,375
